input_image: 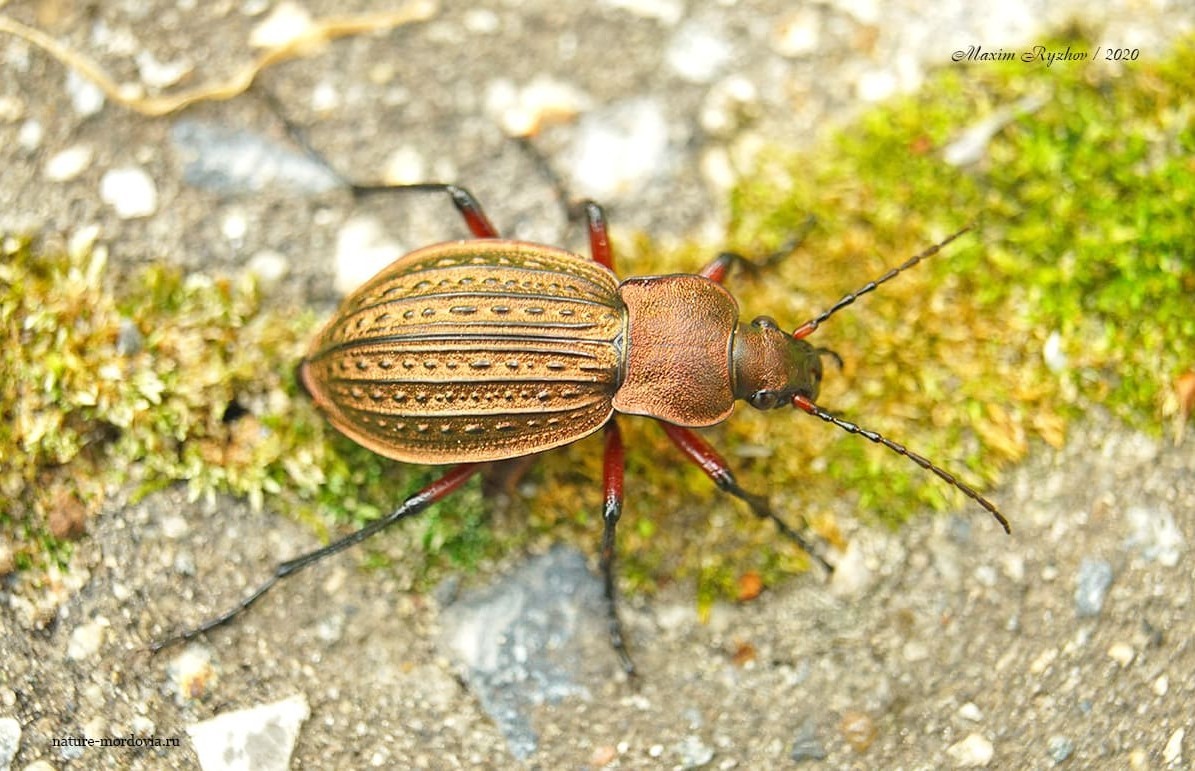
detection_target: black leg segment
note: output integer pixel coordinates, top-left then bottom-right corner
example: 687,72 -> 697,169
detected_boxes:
151,463 -> 484,652
351,182 -> 500,239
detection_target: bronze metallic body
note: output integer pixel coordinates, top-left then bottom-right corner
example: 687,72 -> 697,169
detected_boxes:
300,239 -> 756,464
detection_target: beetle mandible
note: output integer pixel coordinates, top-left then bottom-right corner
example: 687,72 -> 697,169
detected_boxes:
154,184 -> 1010,675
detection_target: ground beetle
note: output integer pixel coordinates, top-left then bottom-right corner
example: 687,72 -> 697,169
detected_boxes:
154,185 -> 1010,675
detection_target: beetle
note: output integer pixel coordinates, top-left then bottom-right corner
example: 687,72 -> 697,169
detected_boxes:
153,184 -> 1009,674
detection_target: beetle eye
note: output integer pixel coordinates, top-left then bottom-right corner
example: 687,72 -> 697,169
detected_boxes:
749,390 -> 781,410
751,316 -> 780,331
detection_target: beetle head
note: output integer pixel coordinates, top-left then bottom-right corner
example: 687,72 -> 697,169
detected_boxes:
732,316 -> 841,411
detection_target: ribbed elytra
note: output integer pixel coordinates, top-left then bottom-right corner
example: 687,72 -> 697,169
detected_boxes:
300,240 -> 625,463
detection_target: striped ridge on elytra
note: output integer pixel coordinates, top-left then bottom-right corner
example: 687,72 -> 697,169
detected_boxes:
330,382 -> 617,457
302,240 -> 627,463
344,240 -> 618,312
321,291 -> 620,349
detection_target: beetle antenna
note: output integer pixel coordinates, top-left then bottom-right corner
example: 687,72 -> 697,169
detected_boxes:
792,226 -> 973,340
791,393 -> 1010,533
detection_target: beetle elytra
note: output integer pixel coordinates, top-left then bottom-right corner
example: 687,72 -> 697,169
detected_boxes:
153,184 -> 1009,675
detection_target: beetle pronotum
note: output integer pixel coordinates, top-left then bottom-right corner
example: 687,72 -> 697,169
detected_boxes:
153,185 -> 1009,674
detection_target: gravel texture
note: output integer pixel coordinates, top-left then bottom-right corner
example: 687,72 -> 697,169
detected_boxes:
2,1 -> 1193,768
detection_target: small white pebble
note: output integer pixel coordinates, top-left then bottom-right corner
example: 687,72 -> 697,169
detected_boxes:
221,211 -> 248,241
383,145 -> 427,185
246,251 -> 289,288
0,95 -> 25,122
45,145 -> 94,181
0,716 -> 21,769
666,22 -> 732,84
902,640 -> 929,662
958,702 -> 983,722
1163,727 -> 1184,766
1153,674 -> 1169,697
83,715 -> 107,739
67,69 -> 106,116
1107,642 -> 1135,667
67,224 -> 101,258
856,70 -> 898,102
100,167 -> 159,219
19,120 -> 43,152
771,10 -> 820,58
130,715 -> 156,736
135,50 -> 193,89
67,618 -> 109,660
565,99 -> 669,200
159,513 -> 189,539
186,694 -> 310,771
492,76 -> 592,138
462,9 -> 500,34
23,759 -> 56,771
974,564 -> 999,587
699,146 -> 736,192
699,75 -> 758,136
334,216 -> 404,294
830,539 -> 874,598
946,732 -> 994,767
250,1 -> 315,49
1043,331 -> 1068,372
167,645 -> 217,703
1029,647 -> 1058,675
310,81 -> 341,114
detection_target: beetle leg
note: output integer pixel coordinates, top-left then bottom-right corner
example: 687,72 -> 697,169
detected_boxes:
600,419 -> 637,677
253,87 -> 500,239
657,422 -> 832,573
352,182 -> 499,239
697,215 -> 818,285
150,463 -> 484,652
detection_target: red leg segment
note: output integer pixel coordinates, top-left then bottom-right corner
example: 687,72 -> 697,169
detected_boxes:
658,422 -> 831,571
582,201 -> 616,272
697,252 -> 740,284
151,463 -> 484,652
